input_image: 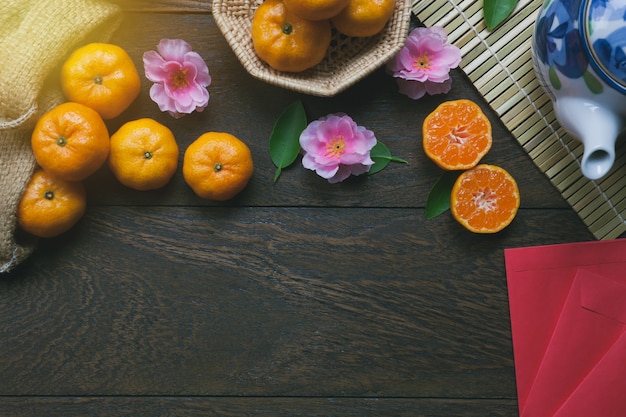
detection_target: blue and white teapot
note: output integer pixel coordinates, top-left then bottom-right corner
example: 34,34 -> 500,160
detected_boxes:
532,0 -> 626,179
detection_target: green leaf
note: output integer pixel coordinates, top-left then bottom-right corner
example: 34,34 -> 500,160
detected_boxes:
269,101 -> 307,182
368,141 -> 408,175
425,170 -> 461,219
483,0 -> 519,30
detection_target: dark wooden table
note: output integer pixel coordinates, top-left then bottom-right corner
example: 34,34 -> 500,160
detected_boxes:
1,1 -> 597,415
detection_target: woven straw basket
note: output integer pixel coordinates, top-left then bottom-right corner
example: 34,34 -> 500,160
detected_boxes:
213,0 -> 412,96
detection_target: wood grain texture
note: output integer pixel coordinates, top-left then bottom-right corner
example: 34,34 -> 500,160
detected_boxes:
111,0 -> 211,12
0,2 -> 599,416
1,208 -> 592,397
0,397 -> 518,416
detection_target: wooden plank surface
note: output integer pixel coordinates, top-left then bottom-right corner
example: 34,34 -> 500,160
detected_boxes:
0,1 -> 598,416
1,208 -> 592,397
0,397 -> 518,416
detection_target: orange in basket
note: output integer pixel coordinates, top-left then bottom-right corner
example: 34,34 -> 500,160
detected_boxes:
423,99 -> 492,170
283,0 -> 349,20
331,0 -> 396,37
450,164 -> 520,233
251,0 -> 332,72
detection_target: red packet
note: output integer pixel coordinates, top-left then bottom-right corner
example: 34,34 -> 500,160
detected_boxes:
505,239 -> 626,417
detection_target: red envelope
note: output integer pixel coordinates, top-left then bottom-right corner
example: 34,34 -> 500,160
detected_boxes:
505,239 -> 626,417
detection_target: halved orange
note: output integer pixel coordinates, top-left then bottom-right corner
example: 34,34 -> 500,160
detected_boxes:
451,164 -> 520,233
423,99 -> 492,170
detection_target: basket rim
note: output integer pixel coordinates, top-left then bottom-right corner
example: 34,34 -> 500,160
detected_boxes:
213,0 -> 412,96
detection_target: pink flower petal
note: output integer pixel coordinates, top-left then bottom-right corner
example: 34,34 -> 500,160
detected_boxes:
303,153 -> 339,179
300,114 -> 377,183
328,165 -> 352,183
143,39 -> 211,118
346,163 -> 372,176
149,83 -> 176,113
396,78 -> 452,100
157,38 -> 192,61
387,25 -> 460,95
184,52 -> 212,86
424,78 -> 453,95
429,45 -> 461,68
397,79 -> 427,100
143,51 -> 169,82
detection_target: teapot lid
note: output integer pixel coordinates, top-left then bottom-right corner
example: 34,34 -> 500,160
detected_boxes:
583,1 -> 626,93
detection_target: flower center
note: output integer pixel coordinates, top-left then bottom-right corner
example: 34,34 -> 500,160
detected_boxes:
326,136 -> 346,158
169,67 -> 190,90
414,53 -> 431,70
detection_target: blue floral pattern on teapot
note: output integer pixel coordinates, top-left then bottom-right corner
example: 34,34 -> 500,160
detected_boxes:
533,0 -> 626,95
586,1 -> 626,91
531,0 -> 626,180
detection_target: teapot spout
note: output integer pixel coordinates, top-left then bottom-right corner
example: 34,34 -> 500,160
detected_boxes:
553,97 -> 621,180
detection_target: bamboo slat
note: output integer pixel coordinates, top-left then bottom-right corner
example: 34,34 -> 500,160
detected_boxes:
413,0 -> 626,239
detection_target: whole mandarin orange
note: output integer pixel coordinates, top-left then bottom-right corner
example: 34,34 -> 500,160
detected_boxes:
31,102 -> 110,182
251,0 -> 332,72
61,43 -> 141,119
17,170 -> 87,238
282,0 -> 349,20
331,0 -> 396,37
108,118 -> 179,191
183,132 -> 254,201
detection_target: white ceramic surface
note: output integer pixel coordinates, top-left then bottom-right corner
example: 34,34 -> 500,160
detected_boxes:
532,0 -> 626,180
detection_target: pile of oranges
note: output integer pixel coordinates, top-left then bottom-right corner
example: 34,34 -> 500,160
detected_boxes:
18,43 -> 253,239
251,0 -> 396,72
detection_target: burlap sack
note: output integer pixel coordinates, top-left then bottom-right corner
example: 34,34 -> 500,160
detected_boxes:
0,0 -> 122,273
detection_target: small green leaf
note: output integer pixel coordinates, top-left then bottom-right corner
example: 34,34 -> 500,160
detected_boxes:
269,101 -> 307,182
483,0 -> 519,30
425,170 -> 461,219
368,141 -> 408,175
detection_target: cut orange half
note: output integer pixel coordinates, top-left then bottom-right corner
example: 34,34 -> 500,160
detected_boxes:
451,164 -> 520,233
423,99 -> 492,170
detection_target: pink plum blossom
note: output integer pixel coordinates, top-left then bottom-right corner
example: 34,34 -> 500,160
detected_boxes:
299,114 -> 377,183
387,26 -> 461,99
143,39 -> 211,118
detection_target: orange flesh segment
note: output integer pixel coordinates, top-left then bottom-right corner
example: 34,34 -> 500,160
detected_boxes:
451,164 -> 520,233
423,99 -> 492,170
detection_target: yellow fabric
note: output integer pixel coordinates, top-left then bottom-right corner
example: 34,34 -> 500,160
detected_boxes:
0,0 -> 122,273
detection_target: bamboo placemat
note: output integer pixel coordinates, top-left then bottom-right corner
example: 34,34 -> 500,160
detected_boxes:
413,0 -> 626,240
